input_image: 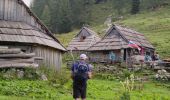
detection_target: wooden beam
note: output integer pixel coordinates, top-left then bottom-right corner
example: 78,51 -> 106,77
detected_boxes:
0,58 -> 35,64
0,46 -> 8,49
0,48 -> 21,54
0,53 -> 35,58
0,63 -> 38,68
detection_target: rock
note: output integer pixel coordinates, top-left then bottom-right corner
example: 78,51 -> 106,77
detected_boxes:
162,69 -> 167,73
17,70 -> 24,79
41,74 -> 48,81
158,69 -> 167,74
156,69 -> 170,81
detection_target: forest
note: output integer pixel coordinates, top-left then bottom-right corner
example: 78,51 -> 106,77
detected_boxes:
31,0 -> 169,33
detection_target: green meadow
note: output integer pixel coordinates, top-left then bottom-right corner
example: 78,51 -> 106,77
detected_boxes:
0,78 -> 169,100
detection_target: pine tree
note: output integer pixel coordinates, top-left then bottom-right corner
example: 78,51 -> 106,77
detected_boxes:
31,0 -> 93,33
49,0 -> 73,33
131,0 -> 140,14
71,0 -> 92,28
41,5 -> 51,28
31,0 -> 46,17
113,0 -> 126,15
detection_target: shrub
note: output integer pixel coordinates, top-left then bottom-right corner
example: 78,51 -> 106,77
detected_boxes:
119,74 -> 136,100
23,68 -> 40,80
0,68 -> 40,80
122,69 -> 131,79
120,92 -> 131,100
94,73 -> 116,81
38,66 -> 71,88
120,74 -> 135,92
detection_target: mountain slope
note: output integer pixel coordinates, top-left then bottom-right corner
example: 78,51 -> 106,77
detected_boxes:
57,6 -> 170,58
118,6 -> 170,58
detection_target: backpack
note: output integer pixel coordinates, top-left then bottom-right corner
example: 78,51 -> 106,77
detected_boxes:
73,61 -> 89,82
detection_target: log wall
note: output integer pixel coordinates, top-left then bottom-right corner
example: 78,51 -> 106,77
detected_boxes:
0,44 -> 62,70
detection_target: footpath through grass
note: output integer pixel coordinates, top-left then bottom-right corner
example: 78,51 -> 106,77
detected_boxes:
0,79 -> 170,100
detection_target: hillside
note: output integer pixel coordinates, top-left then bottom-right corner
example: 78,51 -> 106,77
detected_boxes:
57,5 -> 170,58
119,6 -> 170,58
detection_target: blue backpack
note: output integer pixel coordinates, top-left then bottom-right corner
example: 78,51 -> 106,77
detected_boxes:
73,61 -> 89,82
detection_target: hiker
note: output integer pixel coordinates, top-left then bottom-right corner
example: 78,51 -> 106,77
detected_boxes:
71,54 -> 93,100
152,52 -> 160,61
151,52 -> 161,68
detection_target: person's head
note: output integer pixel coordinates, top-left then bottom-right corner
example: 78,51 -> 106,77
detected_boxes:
80,54 -> 88,61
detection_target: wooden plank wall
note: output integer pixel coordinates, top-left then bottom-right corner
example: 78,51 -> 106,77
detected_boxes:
89,50 -> 121,62
0,0 -> 43,32
89,52 -> 108,61
34,46 -> 62,70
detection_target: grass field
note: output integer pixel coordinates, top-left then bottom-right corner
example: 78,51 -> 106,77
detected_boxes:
0,78 -> 170,100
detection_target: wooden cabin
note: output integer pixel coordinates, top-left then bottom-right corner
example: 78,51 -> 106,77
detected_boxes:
88,24 -> 154,63
0,0 -> 66,70
67,27 -> 100,54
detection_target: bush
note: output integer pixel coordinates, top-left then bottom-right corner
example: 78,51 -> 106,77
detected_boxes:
93,73 -> 116,81
38,66 -> 71,88
115,69 -> 132,80
48,71 -> 70,87
120,92 -> 131,100
122,69 -> 131,79
23,68 -> 40,80
0,68 -> 40,80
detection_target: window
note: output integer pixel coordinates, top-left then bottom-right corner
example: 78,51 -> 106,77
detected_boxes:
80,36 -> 86,42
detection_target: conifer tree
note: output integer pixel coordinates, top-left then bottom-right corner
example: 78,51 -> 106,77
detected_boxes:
31,0 -> 46,17
131,0 -> 140,14
41,5 -> 51,28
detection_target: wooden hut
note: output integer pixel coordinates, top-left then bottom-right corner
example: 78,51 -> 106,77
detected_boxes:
88,24 -> 154,63
67,27 -> 101,52
0,0 -> 66,69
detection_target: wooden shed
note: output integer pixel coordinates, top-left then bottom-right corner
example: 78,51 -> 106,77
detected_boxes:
88,24 -> 154,63
67,27 -> 101,52
0,0 -> 66,69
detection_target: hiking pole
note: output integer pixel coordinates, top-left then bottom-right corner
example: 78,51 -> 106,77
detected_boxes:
70,49 -> 75,61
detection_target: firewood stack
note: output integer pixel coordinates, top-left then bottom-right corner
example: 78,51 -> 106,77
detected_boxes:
0,46 -> 39,69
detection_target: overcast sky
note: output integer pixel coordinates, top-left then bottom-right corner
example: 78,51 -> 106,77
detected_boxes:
23,0 -> 32,6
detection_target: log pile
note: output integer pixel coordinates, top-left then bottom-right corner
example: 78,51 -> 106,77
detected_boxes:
0,46 -> 39,68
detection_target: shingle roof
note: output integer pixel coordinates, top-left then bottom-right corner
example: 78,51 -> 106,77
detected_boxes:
0,21 -> 65,51
115,25 -> 154,48
67,27 -> 101,51
88,24 -> 154,51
